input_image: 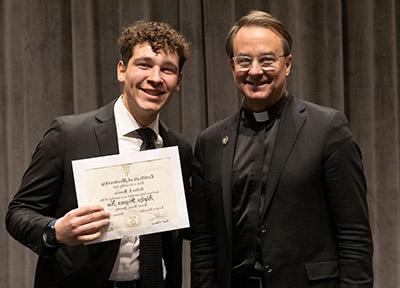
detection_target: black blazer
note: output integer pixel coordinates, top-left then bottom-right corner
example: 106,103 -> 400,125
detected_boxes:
190,94 -> 373,288
6,101 -> 192,288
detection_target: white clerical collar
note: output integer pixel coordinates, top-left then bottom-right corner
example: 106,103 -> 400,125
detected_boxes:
253,110 -> 270,122
114,95 -> 159,136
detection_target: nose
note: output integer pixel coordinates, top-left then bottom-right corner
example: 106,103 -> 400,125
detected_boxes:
248,60 -> 263,76
147,66 -> 163,85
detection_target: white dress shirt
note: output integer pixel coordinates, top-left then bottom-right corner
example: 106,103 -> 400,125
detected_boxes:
108,95 -> 163,281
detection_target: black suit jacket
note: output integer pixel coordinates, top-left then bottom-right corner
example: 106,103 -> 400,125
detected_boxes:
6,101 -> 192,288
190,94 -> 373,288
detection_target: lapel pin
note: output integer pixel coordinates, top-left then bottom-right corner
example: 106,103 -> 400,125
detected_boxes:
222,136 -> 229,145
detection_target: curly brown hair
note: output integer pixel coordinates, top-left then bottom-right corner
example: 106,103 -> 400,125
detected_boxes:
118,20 -> 190,71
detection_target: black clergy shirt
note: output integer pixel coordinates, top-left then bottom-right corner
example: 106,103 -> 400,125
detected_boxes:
231,95 -> 287,277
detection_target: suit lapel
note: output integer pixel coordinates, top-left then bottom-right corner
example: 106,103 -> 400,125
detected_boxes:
90,100 -> 121,273
261,96 -> 306,220
159,121 -> 176,147
221,113 -> 240,241
93,103 -> 172,155
94,101 -> 119,156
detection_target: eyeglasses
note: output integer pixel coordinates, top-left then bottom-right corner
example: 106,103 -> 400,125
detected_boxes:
232,54 -> 287,71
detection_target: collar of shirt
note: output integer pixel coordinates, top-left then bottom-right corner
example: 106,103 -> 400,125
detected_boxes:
114,95 -> 163,150
253,110 -> 269,122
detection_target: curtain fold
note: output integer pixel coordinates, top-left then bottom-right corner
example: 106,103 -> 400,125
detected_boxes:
1,1 -> 399,287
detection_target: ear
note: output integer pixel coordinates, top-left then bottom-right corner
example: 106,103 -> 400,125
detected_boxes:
285,54 -> 292,77
230,58 -> 239,80
117,60 -> 126,83
229,58 -> 235,74
175,73 -> 183,92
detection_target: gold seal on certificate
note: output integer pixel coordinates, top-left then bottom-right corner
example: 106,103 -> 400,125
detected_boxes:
125,210 -> 141,227
72,146 -> 189,244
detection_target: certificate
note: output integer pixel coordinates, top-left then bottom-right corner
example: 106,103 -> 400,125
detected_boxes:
72,146 -> 189,244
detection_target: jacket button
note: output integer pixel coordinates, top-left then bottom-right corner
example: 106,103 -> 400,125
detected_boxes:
264,264 -> 272,273
259,225 -> 267,233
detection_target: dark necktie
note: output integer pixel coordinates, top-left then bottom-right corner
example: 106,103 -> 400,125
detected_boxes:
136,128 -> 164,288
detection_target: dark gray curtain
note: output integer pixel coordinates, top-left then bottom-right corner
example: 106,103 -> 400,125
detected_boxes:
1,1 -> 399,287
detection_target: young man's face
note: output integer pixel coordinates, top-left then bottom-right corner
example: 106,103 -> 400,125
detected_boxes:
230,26 -> 292,112
117,42 -> 182,126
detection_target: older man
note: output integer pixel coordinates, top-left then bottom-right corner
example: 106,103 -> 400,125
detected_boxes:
190,10 -> 373,288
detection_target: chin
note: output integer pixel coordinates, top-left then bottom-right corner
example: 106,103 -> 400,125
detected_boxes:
143,105 -> 162,114
244,91 -> 271,101
243,93 -> 277,110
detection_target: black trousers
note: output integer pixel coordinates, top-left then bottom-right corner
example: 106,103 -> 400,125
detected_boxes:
105,280 -> 140,288
232,275 -> 265,288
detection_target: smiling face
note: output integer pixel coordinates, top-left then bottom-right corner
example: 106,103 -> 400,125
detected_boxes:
117,42 -> 182,126
230,26 -> 292,112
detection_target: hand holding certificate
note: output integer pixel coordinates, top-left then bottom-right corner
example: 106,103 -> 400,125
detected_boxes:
72,146 -> 189,244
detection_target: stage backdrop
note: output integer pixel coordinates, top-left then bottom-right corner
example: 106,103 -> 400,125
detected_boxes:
1,0 -> 399,287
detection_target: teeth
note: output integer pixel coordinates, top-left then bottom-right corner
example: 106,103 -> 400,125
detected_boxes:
246,81 -> 270,86
142,89 -> 163,96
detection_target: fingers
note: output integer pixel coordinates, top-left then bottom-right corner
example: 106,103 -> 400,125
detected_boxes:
55,205 -> 110,245
67,205 -> 109,227
76,209 -> 110,226
78,231 -> 103,242
69,204 -> 107,217
74,216 -> 110,237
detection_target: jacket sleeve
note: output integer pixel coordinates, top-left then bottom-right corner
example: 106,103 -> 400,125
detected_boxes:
323,111 -> 373,287
189,135 -> 218,288
176,137 -> 194,241
5,118 -> 64,256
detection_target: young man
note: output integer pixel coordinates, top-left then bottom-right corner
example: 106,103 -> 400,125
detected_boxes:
6,21 -> 192,288
190,11 -> 373,288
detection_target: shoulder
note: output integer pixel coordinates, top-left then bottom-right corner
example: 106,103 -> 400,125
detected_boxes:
290,96 -> 348,129
53,111 -> 96,131
290,96 -> 355,155
36,102 -> 116,155
292,96 -> 339,118
168,128 -> 192,149
53,101 -> 115,131
197,113 -> 238,140
159,122 -> 192,157
168,129 -> 192,155
160,126 -> 193,178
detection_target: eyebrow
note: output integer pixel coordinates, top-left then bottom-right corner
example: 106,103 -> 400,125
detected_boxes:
236,52 -> 278,57
134,57 -> 178,68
